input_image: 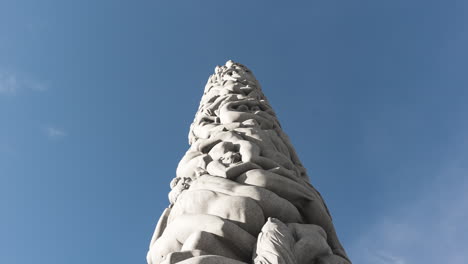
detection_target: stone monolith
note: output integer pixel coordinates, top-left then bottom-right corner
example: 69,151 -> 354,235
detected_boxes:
147,60 -> 351,264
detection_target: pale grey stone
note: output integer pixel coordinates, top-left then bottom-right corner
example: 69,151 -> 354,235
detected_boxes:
161,250 -> 208,264
177,255 -> 248,264
253,218 -> 297,264
168,189 -> 265,235
147,61 -> 350,264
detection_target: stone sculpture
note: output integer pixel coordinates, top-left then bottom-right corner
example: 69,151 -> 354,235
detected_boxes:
147,60 -> 351,264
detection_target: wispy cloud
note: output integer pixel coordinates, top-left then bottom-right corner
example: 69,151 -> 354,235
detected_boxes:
0,72 -> 19,94
365,249 -> 406,264
25,79 -> 49,92
0,70 -> 49,95
349,147 -> 468,264
43,126 -> 66,139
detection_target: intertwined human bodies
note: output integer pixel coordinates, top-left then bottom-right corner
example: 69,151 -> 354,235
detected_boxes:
147,61 -> 351,264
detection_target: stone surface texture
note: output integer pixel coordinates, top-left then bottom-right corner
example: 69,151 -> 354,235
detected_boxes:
147,61 -> 351,264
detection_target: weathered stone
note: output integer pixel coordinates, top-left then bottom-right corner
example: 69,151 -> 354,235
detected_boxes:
147,61 -> 351,264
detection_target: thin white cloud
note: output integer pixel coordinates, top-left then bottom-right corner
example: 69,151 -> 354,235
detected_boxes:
0,70 -> 49,95
26,79 -> 49,92
44,126 -> 66,139
0,72 -> 19,94
367,249 -> 406,264
349,150 -> 468,264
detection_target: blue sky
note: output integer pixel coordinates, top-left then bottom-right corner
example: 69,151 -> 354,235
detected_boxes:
1,1 -> 467,263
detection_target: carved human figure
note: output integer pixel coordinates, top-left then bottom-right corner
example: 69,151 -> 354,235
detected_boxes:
147,61 -> 351,264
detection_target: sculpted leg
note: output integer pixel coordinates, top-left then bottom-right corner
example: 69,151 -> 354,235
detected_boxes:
150,214 -> 255,263
149,208 -> 171,249
168,189 -> 265,236
254,219 -> 349,264
182,231 -> 245,261
288,223 -> 333,264
302,204 -> 349,261
148,237 -> 182,264
177,255 -> 248,264
161,250 -> 208,264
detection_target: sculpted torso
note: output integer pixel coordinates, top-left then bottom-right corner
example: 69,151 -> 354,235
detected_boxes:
147,61 -> 351,264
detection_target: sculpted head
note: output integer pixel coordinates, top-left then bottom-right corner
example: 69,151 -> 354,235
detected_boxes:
213,60 -> 258,85
168,177 -> 192,204
209,141 -> 242,168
